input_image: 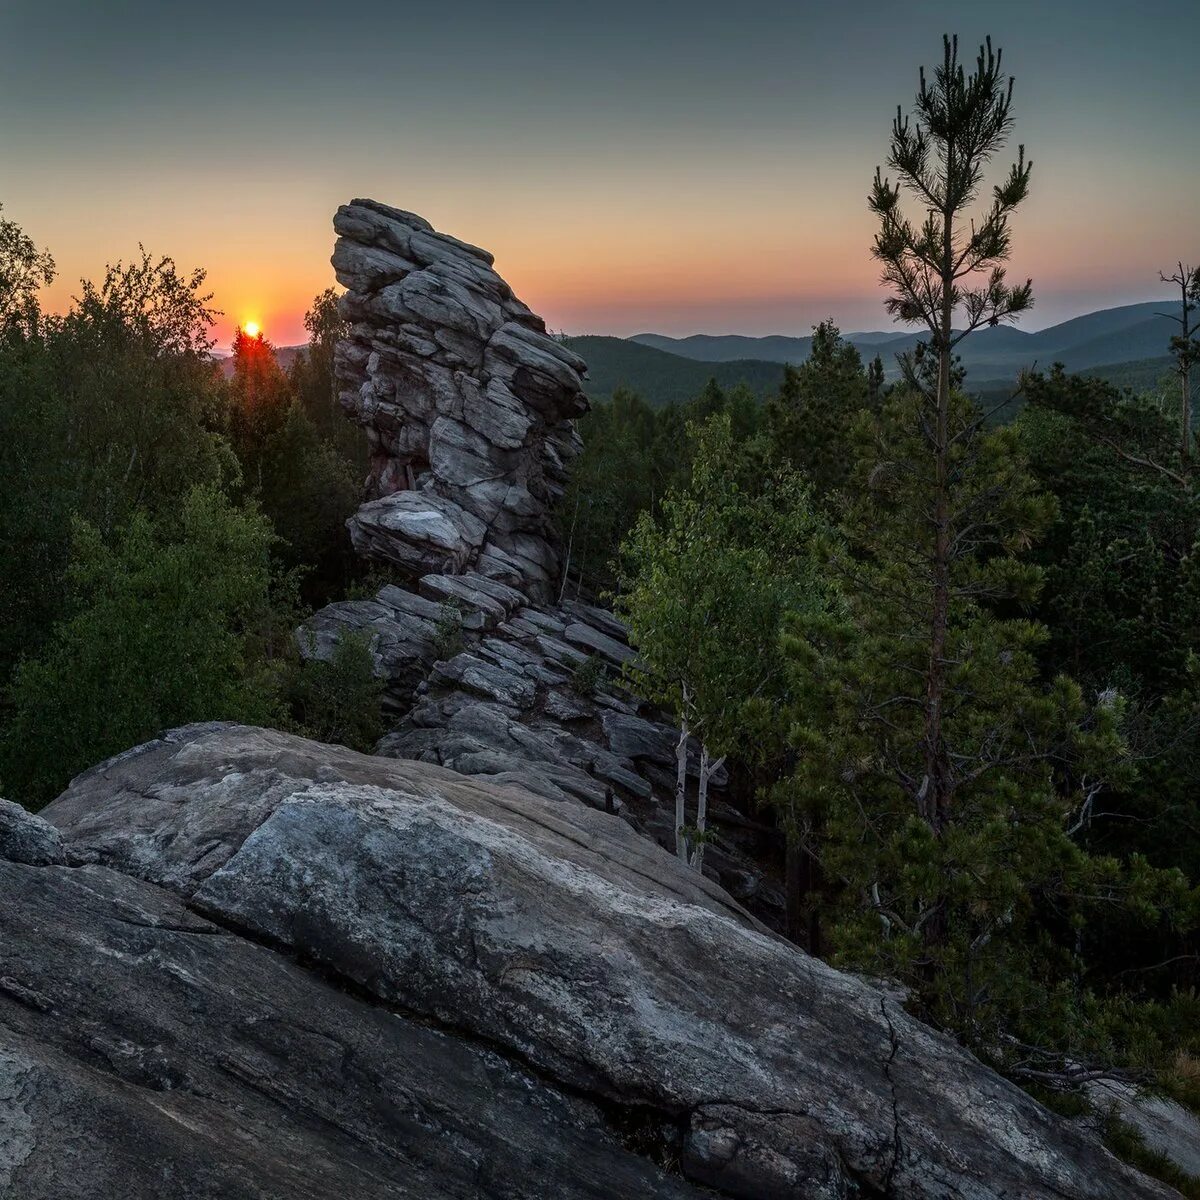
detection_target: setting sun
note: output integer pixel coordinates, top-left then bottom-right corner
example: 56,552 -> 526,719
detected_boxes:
244,321 -> 260,337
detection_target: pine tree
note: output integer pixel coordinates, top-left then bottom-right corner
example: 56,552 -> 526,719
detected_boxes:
868,34 -> 1033,839
867,355 -> 885,407
772,39 -> 1200,1069
776,387 -> 1200,1060
764,320 -> 869,496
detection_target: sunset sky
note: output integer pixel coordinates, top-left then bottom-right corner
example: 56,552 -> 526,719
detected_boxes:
3,0 -> 1195,349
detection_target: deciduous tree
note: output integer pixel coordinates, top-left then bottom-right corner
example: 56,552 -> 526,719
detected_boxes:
0,487 -> 284,807
616,416 -> 826,870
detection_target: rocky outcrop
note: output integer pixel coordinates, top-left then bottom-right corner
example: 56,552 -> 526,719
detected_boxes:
0,795 -> 65,865
332,199 -> 588,600
301,573 -> 771,914
30,722 -> 1175,1200
311,202 -> 753,890
1088,1079 -> 1200,1182
2,822 -> 701,1198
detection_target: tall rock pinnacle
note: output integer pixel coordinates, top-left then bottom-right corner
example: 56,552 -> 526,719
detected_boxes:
331,200 -> 589,602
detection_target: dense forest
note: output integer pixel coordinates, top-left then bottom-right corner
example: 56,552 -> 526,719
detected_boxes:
0,234 -> 384,803
2,33 -> 1199,1192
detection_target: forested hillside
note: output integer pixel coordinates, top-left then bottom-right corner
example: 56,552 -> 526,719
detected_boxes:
634,300 -> 1174,373
568,319 -> 1178,408
555,40 -> 1200,1191
562,333 -> 785,405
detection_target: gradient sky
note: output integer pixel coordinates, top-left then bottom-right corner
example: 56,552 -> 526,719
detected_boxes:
2,0 -> 1196,348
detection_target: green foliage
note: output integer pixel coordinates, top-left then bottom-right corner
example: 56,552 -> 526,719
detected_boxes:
558,380 -> 764,597
431,603 -> 465,662
563,334 -> 784,408
1020,370 -> 1199,692
570,654 -> 608,697
0,202 -> 55,334
775,387 -> 1198,1062
285,630 -> 384,752
0,487 -> 285,807
226,319 -> 362,604
0,249 -> 235,679
246,398 -> 359,588
0,234 -> 373,804
869,34 -> 1033,346
1100,1110 -> 1200,1198
763,320 -> 872,494
615,414 -> 826,761
559,387 -> 662,597
288,287 -> 364,459
1018,366 -> 1200,995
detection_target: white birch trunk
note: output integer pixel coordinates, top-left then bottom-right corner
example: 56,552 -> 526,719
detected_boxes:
674,716 -> 689,862
691,746 -> 725,872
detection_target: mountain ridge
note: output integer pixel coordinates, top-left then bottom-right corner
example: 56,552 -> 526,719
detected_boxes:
629,301 -> 1168,371
566,301 -> 1179,409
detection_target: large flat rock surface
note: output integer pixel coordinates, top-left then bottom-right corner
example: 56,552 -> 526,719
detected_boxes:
33,722 -> 1173,1199
0,858 -> 701,1199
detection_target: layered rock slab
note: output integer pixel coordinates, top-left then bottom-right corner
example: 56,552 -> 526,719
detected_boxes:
332,199 -> 588,601
299,583 -> 764,907
0,855 -> 702,1199
43,723 -> 1173,1200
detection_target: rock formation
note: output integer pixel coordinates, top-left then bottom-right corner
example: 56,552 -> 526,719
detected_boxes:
331,199 -> 588,600
2,776 -> 697,1200
305,201 -> 774,917
7,723 -> 1170,1199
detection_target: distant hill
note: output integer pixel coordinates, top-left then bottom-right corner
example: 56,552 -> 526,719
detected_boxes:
567,323 -> 1178,413
563,335 -> 784,407
631,302 -> 1175,385
1079,355 -> 1176,392
212,309 -> 1179,416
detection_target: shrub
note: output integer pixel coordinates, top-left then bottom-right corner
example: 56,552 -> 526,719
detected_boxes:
285,630 -> 384,751
432,603 -> 464,661
570,654 -> 607,697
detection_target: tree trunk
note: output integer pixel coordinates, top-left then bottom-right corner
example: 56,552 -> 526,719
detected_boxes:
691,746 -> 724,873
557,495 -> 580,605
785,838 -> 822,955
916,196 -> 957,970
1181,271 -> 1193,463
924,214 -> 953,837
674,718 -> 689,863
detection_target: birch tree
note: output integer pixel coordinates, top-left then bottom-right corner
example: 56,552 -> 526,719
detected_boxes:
615,415 -> 825,871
